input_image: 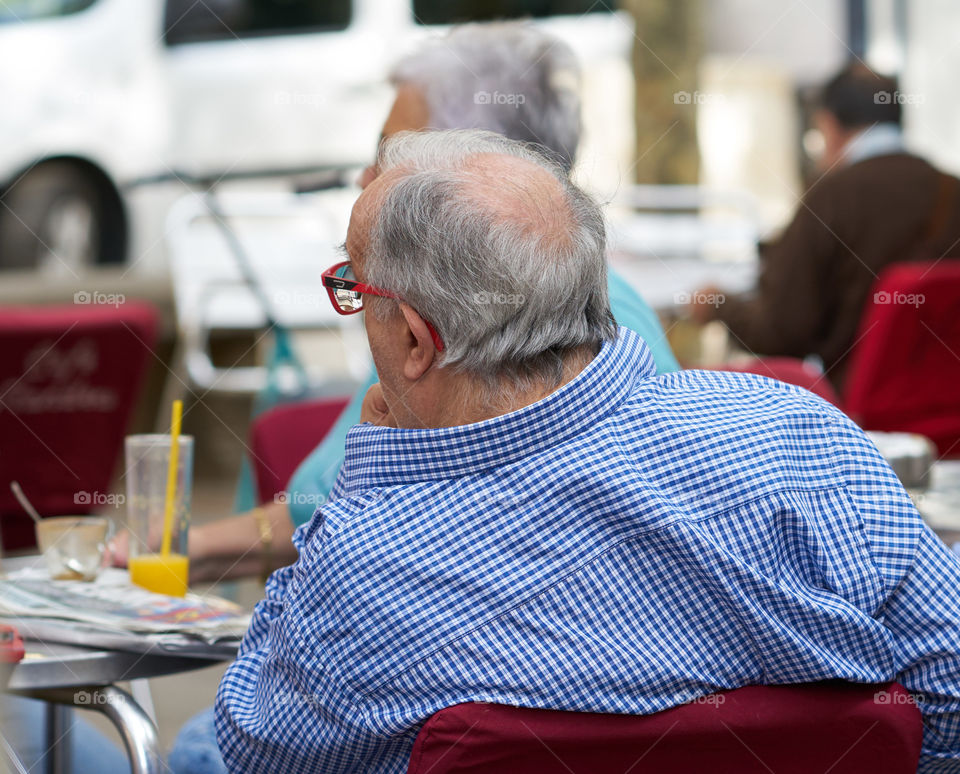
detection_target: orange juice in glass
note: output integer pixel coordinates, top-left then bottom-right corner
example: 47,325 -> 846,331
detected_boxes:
124,434 -> 193,597
128,553 -> 190,597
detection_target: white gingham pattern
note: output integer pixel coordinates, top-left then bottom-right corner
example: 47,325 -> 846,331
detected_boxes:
216,327 -> 960,773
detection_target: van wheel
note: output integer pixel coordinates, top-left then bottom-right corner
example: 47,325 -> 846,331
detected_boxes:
0,162 -> 124,272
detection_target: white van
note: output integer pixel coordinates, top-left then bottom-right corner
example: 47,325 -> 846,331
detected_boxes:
0,0 -> 633,273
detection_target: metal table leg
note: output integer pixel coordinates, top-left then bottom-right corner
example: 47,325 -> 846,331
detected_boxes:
15,685 -> 163,774
89,685 -> 163,774
44,703 -> 71,774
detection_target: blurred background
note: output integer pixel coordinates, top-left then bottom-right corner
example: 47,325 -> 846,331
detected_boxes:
2,0 -> 959,753
3,0 -> 958,503
2,0 -> 958,525
3,0 -> 957,269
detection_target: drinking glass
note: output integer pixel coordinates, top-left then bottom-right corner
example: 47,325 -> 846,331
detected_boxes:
124,434 -> 194,596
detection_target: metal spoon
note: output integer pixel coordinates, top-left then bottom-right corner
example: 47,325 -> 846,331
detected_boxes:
9,482 -> 41,525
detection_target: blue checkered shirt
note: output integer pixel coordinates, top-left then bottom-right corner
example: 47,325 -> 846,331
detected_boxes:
216,328 -> 960,773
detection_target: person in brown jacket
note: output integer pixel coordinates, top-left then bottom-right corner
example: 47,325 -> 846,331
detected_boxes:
692,64 -> 960,391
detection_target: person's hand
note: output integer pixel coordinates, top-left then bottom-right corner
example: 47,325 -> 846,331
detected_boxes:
104,528 -> 130,568
689,285 -> 724,325
360,383 -> 396,427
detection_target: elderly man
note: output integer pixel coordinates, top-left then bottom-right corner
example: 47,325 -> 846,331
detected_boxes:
159,21 -> 678,587
216,130 -> 960,773
166,23 -> 677,774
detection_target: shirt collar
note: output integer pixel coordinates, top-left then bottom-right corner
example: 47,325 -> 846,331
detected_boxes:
340,327 -> 656,491
842,122 -> 905,167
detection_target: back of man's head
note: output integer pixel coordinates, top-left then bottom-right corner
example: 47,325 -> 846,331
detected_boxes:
363,129 -> 616,394
390,22 -> 581,172
820,63 -> 902,129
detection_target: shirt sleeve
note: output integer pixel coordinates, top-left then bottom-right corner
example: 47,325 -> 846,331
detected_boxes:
234,521 -> 313,656
285,370 -> 378,528
715,183 -> 842,358
215,522 -> 399,772
829,412 -> 960,771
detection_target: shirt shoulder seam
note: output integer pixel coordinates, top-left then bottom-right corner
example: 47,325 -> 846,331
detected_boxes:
822,414 -> 889,601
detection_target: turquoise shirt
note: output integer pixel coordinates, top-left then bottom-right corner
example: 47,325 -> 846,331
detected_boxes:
286,268 -> 679,526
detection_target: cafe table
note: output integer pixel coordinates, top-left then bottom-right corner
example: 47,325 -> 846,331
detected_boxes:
913,459 -> 960,549
1,558 -> 236,774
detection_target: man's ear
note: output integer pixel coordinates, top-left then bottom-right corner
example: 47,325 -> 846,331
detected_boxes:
398,302 -> 437,381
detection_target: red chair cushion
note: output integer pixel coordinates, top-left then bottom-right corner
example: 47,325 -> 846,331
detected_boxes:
844,260 -> 960,456
0,303 -> 157,551
408,682 -> 922,774
715,357 -> 842,406
249,396 -> 350,504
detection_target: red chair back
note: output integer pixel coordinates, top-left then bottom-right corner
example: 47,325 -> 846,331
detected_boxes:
714,357 -> 841,406
249,396 -> 350,503
0,303 -> 158,551
844,260 -> 960,456
408,682 -> 922,774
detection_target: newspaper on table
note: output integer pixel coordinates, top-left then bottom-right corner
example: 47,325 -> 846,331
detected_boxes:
0,568 -> 250,658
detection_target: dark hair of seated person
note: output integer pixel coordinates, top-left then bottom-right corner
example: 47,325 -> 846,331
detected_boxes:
819,63 -> 902,129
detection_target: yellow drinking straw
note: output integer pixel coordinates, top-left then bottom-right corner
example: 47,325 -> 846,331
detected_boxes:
160,399 -> 183,557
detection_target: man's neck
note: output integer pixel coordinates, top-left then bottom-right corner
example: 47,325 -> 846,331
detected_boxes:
841,122 -> 905,167
391,345 -> 599,429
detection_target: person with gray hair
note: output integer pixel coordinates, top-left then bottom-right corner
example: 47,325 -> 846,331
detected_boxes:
387,22 -> 580,171
216,129 -> 960,773
362,129 -> 615,406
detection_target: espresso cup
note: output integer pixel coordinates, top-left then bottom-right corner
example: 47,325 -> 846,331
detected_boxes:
36,516 -> 113,581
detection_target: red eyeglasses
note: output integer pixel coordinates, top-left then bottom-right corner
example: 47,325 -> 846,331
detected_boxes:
321,260 -> 445,351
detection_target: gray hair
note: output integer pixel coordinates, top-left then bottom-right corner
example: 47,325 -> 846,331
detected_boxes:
389,22 -> 581,172
363,129 -> 616,394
